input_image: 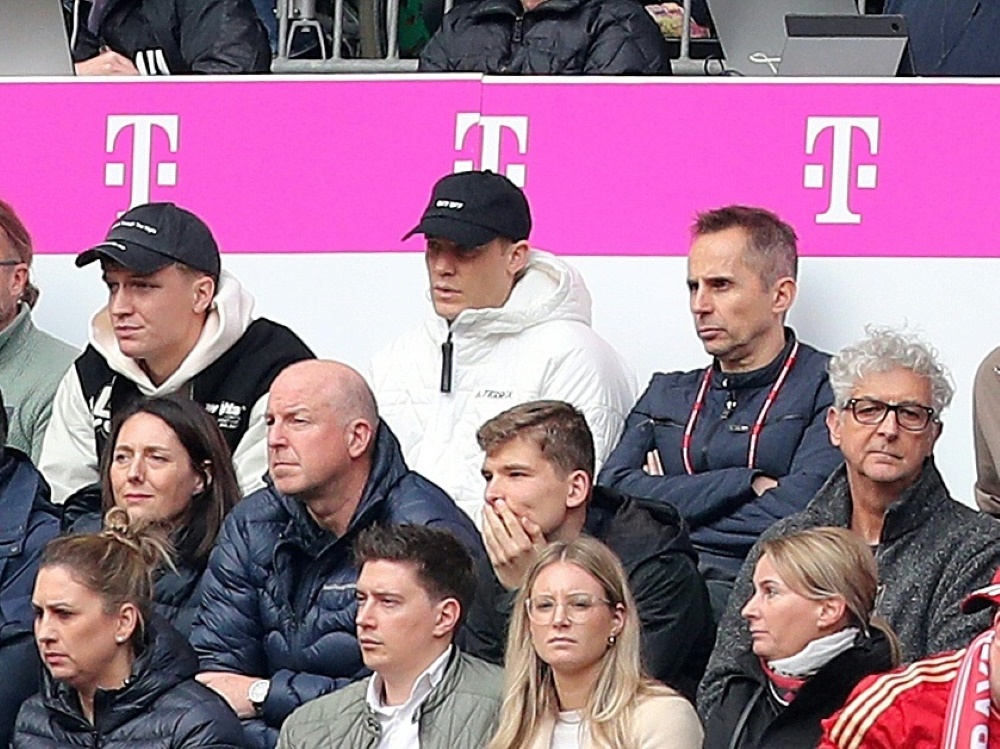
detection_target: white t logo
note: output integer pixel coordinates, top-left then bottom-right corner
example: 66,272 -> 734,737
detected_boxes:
453,113 -> 529,187
104,115 -> 180,214
804,116 -> 880,225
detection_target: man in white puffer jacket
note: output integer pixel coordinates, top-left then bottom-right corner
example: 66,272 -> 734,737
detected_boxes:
371,170 -> 635,523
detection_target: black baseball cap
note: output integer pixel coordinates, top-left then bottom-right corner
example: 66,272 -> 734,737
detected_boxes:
76,202 -> 221,277
403,170 -> 531,250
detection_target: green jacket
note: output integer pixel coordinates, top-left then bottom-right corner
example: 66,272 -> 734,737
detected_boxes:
277,649 -> 503,749
0,306 -> 76,461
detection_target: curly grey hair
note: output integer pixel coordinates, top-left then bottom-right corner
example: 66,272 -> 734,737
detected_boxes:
827,327 -> 955,415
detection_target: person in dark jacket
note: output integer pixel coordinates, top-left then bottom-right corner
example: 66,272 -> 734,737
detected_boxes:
700,328 -> 1000,720
11,509 -> 244,748
884,0 -> 1000,75
599,205 -> 842,619
704,527 -> 898,749
64,0 -> 271,74
191,360 -> 485,749
62,395 -> 241,638
419,0 -> 672,74
0,390 -> 61,748
465,400 -> 714,701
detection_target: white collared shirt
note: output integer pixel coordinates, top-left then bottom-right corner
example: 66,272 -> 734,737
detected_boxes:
365,646 -> 452,749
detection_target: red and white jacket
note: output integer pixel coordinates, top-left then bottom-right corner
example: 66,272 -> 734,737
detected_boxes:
819,648 -> 1000,749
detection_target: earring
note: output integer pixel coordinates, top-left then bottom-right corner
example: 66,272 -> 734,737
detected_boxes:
115,635 -> 126,644
607,634 -> 617,646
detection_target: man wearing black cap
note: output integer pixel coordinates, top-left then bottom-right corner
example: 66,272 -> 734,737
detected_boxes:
39,202 -> 313,503
370,170 -> 635,522
820,569 -> 1000,749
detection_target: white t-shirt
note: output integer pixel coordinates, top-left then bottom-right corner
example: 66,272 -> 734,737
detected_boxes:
550,710 -> 588,749
365,646 -> 452,749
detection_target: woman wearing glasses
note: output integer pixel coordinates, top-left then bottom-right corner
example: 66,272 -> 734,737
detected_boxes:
488,537 -> 702,749
703,527 -> 898,749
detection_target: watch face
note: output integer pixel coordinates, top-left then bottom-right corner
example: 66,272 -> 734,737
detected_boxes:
249,679 -> 269,704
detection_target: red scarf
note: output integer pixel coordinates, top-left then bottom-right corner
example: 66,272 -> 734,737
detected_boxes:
942,629 -> 994,749
760,659 -> 807,705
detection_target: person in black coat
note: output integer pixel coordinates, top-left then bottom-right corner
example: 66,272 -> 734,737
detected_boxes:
419,0 -> 672,74
0,390 -> 61,747
11,509 -> 244,748
64,0 -> 271,74
62,395 -> 240,639
703,527 -> 898,749
462,400 -> 714,701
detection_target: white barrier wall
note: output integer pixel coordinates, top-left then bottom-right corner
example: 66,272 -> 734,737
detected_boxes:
33,252 -> 998,508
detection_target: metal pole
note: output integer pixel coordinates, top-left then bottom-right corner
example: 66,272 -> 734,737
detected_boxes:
386,0 -> 400,59
332,0 -> 344,58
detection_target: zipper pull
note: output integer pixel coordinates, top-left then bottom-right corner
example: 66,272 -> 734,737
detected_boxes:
513,16 -> 523,43
440,334 -> 454,393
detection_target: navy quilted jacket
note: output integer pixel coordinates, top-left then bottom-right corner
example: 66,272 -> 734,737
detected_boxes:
12,617 -> 244,748
190,423 -> 484,749
599,331 -> 842,583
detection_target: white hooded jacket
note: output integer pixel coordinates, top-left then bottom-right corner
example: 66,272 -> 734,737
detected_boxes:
40,272 -> 268,504
371,251 -> 636,522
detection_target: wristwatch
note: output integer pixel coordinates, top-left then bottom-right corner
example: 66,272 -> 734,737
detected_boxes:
248,679 -> 270,716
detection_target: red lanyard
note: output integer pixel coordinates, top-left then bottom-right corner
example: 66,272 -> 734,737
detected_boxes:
681,341 -> 800,475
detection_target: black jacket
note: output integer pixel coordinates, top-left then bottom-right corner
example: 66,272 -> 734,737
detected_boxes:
190,422 -> 486,749
64,0 -> 271,73
599,330 -> 841,584
62,488 -> 208,639
419,0 -> 671,74
12,616 -> 245,748
0,449 -> 61,748
885,0 -> 1000,75
461,486 -> 714,700
704,629 -> 895,749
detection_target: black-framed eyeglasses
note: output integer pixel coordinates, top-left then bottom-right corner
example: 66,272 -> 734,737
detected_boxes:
525,594 -> 613,625
845,397 -> 937,432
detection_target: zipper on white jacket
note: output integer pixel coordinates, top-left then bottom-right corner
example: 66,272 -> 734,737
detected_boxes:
440,333 -> 454,393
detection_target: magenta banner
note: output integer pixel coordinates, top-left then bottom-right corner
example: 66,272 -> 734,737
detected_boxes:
0,75 -> 994,257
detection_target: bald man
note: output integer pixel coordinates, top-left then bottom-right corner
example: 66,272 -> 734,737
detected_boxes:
191,361 -> 483,749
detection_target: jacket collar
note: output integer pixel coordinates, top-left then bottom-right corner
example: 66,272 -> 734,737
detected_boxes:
278,422 -> 410,551
711,327 -> 796,391
807,458 -> 951,543
469,0 -> 587,18
0,304 -> 31,354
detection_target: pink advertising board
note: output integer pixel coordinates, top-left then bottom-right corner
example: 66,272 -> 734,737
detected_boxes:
0,75 -> 995,257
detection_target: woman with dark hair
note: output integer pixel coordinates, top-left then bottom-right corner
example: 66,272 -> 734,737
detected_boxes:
11,509 -> 244,748
704,527 -> 899,749
66,395 -> 239,636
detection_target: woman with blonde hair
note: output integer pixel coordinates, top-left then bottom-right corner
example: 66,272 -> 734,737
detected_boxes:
704,526 -> 899,749
11,509 -> 244,748
489,536 -> 702,749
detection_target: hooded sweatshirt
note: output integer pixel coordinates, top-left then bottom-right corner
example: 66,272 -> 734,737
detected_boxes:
371,250 -> 636,521
39,271 -> 313,503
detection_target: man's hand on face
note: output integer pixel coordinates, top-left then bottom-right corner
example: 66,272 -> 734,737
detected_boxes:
196,671 -> 259,718
483,498 -> 546,591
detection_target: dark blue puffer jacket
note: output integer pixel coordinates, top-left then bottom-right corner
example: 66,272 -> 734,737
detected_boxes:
598,331 -> 842,583
0,448 -> 60,747
12,616 -> 244,748
190,422 -> 484,749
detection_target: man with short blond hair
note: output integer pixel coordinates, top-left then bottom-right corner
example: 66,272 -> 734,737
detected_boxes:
372,170 -> 635,523
463,399 -> 714,700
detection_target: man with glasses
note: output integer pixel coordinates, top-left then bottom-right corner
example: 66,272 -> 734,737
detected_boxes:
0,200 -> 76,461
700,327 -> 1000,717
462,399 -> 714,701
